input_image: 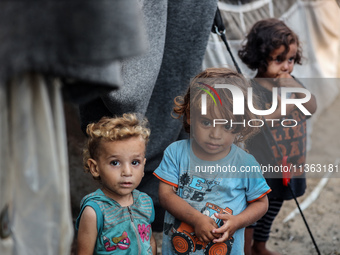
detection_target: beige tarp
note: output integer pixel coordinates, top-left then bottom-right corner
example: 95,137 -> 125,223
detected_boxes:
0,74 -> 73,255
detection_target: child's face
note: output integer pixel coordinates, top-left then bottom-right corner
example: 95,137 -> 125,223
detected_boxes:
88,136 -> 146,205
190,108 -> 237,161
260,43 -> 298,78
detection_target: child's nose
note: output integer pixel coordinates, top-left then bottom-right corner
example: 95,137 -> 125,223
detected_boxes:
209,127 -> 222,139
122,165 -> 133,176
282,61 -> 289,71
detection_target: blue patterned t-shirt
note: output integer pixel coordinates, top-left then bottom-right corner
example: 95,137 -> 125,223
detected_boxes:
154,139 -> 271,255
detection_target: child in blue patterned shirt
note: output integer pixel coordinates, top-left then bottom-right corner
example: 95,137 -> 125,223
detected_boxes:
154,68 -> 271,255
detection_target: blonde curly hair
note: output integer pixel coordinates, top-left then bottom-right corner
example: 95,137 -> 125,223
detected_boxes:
83,113 -> 150,174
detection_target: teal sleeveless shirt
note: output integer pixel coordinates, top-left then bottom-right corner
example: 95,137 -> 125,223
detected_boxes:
76,189 -> 155,255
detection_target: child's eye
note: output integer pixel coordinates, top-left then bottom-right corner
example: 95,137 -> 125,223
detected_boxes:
224,124 -> 233,130
288,57 -> 295,63
110,160 -> 120,166
132,160 -> 140,166
275,58 -> 282,63
201,120 -> 211,126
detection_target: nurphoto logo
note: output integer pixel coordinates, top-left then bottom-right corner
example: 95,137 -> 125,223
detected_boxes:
200,84 -> 312,128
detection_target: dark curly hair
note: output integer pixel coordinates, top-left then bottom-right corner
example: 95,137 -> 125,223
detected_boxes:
238,18 -> 302,74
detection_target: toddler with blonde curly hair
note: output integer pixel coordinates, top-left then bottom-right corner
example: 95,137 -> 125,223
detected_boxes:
76,113 -> 156,255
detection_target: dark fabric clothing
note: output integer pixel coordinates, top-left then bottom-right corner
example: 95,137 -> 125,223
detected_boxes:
0,0 -> 147,102
79,0 -> 219,215
253,198 -> 284,242
101,0 -> 168,118
247,80 -> 307,200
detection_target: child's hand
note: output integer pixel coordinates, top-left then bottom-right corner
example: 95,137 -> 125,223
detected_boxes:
275,73 -> 300,88
277,92 -> 296,116
276,72 -> 292,79
193,214 -> 219,243
275,72 -> 317,115
211,213 -> 240,243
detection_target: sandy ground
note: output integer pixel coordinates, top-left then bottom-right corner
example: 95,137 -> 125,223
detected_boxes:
67,93 -> 340,255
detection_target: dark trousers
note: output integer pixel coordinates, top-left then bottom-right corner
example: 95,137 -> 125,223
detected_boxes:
253,198 -> 284,242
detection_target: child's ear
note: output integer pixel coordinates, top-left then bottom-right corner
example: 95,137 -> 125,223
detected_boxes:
88,159 -> 100,179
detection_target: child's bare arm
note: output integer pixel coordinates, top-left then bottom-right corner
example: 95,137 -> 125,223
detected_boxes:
211,195 -> 269,243
77,206 -> 98,255
150,233 -> 157,255
264,93 -> 297,119
276,73 -> 317,114
159,181 -> 219,242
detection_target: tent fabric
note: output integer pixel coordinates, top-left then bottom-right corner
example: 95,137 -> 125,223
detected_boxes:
0,74 -> 73,255
203,0 -> 340,117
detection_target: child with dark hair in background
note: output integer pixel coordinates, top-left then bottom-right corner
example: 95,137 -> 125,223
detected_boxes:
238,18 -> 317,255
76,113 -> 156,255
154,67 -> 271,255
